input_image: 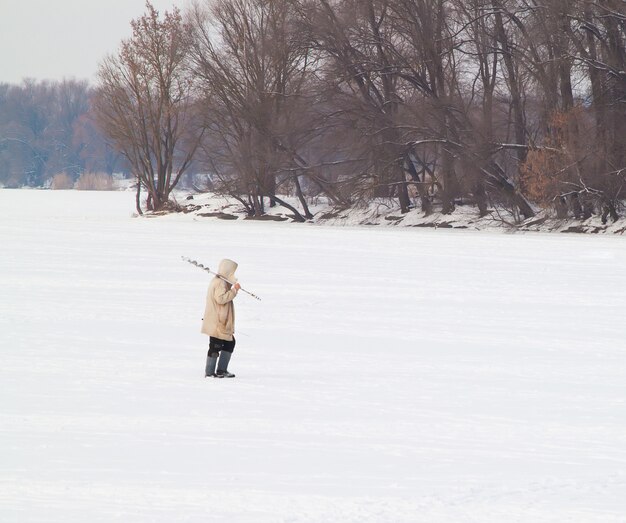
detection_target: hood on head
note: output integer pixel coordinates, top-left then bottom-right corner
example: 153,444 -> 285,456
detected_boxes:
217,259 -> 238,281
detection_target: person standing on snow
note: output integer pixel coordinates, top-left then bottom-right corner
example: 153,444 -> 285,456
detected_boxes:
201,259 -> 241,378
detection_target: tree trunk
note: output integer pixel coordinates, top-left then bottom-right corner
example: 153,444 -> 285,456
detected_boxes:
405,153 -> 432,216
474,181 -> 488,217
135,177 -> 143,215
294,174 -> 313,219
493,3 -> 527,163
440,146 -> 457,214
272,195 -> 306,222
396,161 -> 411,214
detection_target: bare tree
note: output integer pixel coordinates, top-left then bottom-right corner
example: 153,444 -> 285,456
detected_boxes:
94,2 -> 201,214
188,0 -> 344,221
294,0 -> 417,213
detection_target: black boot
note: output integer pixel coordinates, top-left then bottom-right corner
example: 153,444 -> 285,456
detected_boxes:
215,350 -> 234,377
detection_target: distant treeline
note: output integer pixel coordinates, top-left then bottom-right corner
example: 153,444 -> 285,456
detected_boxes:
0,79 -> 127,188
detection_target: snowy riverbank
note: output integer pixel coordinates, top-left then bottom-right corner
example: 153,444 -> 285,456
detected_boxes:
173,190 -> 626,235
1,189 -> 625,522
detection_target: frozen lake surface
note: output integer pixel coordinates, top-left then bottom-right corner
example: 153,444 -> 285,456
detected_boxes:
1,189 -> 625,522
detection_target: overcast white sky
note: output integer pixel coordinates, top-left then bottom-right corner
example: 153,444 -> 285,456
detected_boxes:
0,0 -> 190,85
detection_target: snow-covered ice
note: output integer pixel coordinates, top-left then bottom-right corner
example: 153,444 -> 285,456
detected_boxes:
1,189 -> 625,522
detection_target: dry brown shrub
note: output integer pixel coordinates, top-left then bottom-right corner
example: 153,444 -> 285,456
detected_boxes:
74,172 -> 114,191
50,172 -> 74,190
520,149 -> 564,204
520,109 -> 582,205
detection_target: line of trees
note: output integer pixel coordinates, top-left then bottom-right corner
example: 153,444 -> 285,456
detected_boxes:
0,79 -> 123,188
5,1 -> 623,223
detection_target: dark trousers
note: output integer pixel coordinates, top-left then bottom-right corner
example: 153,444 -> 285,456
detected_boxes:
208,336 -> 236,356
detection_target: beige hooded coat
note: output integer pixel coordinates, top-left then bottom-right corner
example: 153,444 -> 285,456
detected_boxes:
200,259 -> 239,341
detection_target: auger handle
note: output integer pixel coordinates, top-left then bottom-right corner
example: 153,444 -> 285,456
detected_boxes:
182,256 -> 262,301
